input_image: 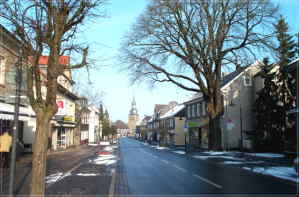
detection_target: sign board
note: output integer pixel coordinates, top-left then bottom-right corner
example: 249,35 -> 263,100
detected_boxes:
63,116 -> 74,122
56,100 -> 67,116
188,121 -> 200,128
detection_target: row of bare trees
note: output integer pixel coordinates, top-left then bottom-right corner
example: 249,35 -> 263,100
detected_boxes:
0,0 -> 107,196
120,0 -> 279,150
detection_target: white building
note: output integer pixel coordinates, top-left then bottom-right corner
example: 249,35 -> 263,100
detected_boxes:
88,106 -> 101,143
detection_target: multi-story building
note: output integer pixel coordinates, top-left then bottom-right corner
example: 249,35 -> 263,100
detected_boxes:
0,24 -> 28,154
159,104 -> 186,146
185,61 -> 262,150
114,120 -> 129,137
88,105 -> 101,143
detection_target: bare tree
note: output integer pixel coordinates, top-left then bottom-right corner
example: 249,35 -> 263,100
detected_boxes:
120,0 -> 278,150
0,0 -> 107,196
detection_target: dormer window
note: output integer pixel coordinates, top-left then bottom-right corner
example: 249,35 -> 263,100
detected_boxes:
243,73 -> 252,86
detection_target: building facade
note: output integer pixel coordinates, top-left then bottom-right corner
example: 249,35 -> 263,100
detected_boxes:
185,61 -> 262,150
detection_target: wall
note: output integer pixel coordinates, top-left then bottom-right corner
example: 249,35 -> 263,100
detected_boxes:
174,117 -> 186,146
222,65 -> 262,149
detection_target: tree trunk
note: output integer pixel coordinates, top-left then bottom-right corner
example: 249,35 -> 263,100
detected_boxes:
30,114 -> 51,197
208,115 -> 222,150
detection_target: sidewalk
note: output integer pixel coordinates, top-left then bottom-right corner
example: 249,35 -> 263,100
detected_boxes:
0,144 -> 99,195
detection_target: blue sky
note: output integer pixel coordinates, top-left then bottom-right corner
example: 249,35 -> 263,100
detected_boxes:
73,0 -> 299,123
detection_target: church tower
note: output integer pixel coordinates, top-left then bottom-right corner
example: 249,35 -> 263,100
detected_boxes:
128,97 -> 139,136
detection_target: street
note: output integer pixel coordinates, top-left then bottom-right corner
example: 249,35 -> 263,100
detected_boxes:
7,137 -> 298,196
118,137 -> 298,196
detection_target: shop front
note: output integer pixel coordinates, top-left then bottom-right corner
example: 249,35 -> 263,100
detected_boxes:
52,115 -> 75,150
186,118 -> 209,150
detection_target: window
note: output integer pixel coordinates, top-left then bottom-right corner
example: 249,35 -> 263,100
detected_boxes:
191,105 -> 195,117
202,102 -> 206,116
187,105 -> 191,118
0,56 -> 5,84
197,103 -> 201,117
244,73 -> 252,86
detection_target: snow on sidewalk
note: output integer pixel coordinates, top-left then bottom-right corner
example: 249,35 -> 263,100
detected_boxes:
192,155 -> 245,161
172,150 -> 186,155
243,166 -> 299,183
245,153 -> 284,158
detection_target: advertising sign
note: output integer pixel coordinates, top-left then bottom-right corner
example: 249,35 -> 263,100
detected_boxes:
56,100 -> 67,115
188,121 -> 200,128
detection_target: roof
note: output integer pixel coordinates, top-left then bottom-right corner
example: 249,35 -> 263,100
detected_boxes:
88,105 -> 99,113
36,56 -> 70,65
57,84 -> 79,101
160,105 -> 185,119
154,104 -> 170,116
114,120 -> 128,129
220,68 -> 245,87
184,61 -> 262,103
284,57 -> 299,72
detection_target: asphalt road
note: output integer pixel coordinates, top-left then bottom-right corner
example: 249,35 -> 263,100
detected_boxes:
45,145 -> 118,196
118,137 -> 298,197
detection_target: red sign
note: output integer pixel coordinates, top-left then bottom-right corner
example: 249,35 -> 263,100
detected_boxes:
57,101 -> 64,108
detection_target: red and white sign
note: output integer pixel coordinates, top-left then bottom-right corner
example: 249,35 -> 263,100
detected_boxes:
56,100 -> 66,115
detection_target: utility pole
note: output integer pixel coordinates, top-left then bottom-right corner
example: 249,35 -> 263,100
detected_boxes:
8,54 -> 22,196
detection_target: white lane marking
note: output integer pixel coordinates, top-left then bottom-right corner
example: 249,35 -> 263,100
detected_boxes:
161,159 -> 170,165
108,169 -> 116,197
193,174 -> 222,189
172,164 -> 187,173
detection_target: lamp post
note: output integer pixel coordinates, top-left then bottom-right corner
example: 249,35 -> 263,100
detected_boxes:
8,55 -> 22,196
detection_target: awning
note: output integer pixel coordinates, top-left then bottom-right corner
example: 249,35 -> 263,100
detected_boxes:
0,102 -> 30,121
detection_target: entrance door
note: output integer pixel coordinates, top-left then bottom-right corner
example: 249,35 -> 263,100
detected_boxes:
57,127 -> 66,149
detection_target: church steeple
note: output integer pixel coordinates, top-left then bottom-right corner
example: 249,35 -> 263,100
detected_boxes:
129,97 -> 138,115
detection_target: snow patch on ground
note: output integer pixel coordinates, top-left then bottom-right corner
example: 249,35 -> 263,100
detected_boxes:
242,166 -> 299,183
245,153 -> 284,158
203,151 -> 227,155
89,155 -> 117,166
103,146 -> 113,151
88,143 -> 98,146
172,150 -> 186,155
45,171 -> 71,184
192,155 -> 245,161
156,146 -> 170,150
222,161 -> 244,165
222,161 -> 265,165
76,173 -> 101,176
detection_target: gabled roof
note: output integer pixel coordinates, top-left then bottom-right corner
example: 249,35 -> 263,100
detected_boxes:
220,68 -> 245,88
154,104 -> 169,116
160,105 -> 185,119
184,61 -> 262,103
284,57 -> 299,72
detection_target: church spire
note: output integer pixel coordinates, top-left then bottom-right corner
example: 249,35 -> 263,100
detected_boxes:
130,97 -> 138,115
